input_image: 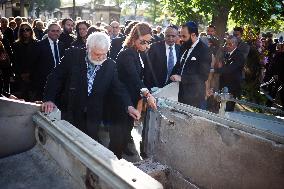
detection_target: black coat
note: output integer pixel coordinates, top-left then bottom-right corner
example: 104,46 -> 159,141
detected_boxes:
172,40 -> 211,108
58,32 -> 76,50
33,38 -> 65,99
109,36 -> 125,60
43,48 -> 132,134
12,40 -> 38,76
216,49 -> 245,97
71,38 -> 85,48
145,41 -> 181,88
116,47 -> 147,106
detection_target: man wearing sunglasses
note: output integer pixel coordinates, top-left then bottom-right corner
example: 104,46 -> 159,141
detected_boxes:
145,25 -> 181,89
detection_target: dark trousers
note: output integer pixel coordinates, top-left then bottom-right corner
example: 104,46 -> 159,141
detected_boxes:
62,111 -> 99,141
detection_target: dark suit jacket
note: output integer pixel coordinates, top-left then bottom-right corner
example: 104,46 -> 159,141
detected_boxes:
216,49 -> 245,96
116,47 -> 147,106
33,38 -> 64,99
43,48 -> 132,135
58,32 -> 76,50
173,40 -> 211,108
145,41 -> 181,88
109,36 -> 125,60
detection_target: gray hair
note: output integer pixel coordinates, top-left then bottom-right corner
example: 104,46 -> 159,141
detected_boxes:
86,32 -> 111,50
47,22 -> 61,31
227,35 -> 239,47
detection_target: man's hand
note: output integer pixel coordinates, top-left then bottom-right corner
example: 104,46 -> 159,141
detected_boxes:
41,101 -> 56,113
127,106 -> 141,121
216,61 -> 223,68
170,75 -> 181,82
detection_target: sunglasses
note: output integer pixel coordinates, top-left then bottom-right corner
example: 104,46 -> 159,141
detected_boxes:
139,39 -> 151,45
20,28 -> 32,32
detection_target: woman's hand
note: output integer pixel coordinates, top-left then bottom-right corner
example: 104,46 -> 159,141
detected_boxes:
147,94 -> 157,110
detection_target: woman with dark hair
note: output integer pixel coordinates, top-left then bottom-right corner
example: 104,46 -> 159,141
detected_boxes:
109,22 -> 157,158
12,22 -> 37,101
86,25 -> 102,36
71,20 -> 90,48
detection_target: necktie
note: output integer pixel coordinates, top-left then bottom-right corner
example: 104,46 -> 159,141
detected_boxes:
168,46 -> 174,77
54,41 -> 59,66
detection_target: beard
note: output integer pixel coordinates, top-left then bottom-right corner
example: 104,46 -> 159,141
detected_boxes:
88,53 -> 106,65
181,38 -> 193,49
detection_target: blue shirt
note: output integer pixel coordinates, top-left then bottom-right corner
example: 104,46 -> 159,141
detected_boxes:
86,56 -> 101,96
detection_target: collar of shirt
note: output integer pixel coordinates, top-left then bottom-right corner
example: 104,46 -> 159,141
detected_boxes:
165,42 -> 175,52
48,37 -> 59,67
191,37 -> 200,50
48,37 -> 58,44
85,56 -> 102,70
229,47 -> 237,56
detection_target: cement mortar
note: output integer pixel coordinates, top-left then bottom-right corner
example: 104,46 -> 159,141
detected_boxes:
146,106 -> 284,189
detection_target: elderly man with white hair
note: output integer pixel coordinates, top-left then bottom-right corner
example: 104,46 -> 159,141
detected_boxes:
41,32 -> 141,146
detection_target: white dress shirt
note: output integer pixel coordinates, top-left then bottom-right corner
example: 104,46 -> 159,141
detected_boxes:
165,42 -> 177,67
181,37 -> 200,75
48,37 -> 60,67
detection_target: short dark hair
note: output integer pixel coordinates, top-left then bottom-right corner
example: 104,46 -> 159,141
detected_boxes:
208,25 -> 216,29
233,26 -> 243,34
62,18 -> 74,26
182,21 -> 198,36
167,24 -> 178,31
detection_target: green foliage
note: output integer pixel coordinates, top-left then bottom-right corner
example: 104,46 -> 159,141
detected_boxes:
164,0 -> 284,32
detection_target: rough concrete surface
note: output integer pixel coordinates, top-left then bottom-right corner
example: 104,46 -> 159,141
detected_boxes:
0,144 -> 80,189
146,106 -> 284,189
0,98 -> 40,158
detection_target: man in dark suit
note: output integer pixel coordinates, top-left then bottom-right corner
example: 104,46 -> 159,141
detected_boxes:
33,23 -> 64,100
233,27 -> 250,60
110,21 -> 124,40
171,21 -> 211,109
215,35 -> 245,111
145,25 -> 181,88
108,21 -> 138,60
59,18 -> 76,50
41,32 -> 141,157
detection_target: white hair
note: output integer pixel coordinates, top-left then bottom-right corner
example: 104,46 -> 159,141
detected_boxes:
86,32 -> 111,50
227,35 -> 239,47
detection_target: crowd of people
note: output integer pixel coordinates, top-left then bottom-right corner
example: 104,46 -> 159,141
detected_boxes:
0,15 -> 283,158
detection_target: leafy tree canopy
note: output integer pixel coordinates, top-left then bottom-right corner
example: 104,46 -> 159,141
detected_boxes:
164,0 -> 284,34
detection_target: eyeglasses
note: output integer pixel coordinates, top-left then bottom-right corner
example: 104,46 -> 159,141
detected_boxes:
20,28 -> 32,32
112,26 -> 119,29
139,39 -> 151,45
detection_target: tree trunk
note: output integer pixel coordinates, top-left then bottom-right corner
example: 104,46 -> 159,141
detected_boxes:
211,5 -> 231,40
20,0 -> 25,16
73,0 -> 76,20
152,0 -> 157,24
